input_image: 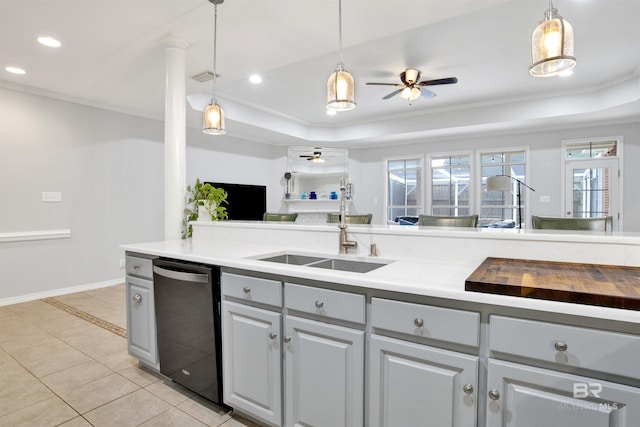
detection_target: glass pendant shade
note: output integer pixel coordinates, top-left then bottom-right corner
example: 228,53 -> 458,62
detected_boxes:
203,102 -> 225,135
326,65 -> 355,111
400,86 -> 421,101
530,5 -> 576,77
203,0 -> 226,135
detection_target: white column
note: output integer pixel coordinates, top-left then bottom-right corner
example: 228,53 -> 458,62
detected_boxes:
163,35 -> 189,240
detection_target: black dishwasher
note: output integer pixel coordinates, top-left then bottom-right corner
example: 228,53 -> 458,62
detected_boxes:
152,258 -> 223,405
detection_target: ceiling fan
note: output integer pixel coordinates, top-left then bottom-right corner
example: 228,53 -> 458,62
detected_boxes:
366,68 -> 458,101
299,149 -> 330,163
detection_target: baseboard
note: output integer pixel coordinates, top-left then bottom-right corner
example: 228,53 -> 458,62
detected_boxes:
0,278 -> 125,306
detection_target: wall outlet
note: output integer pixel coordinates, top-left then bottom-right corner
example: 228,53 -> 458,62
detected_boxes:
119,259 -> 126,269
42,191 -> 62,202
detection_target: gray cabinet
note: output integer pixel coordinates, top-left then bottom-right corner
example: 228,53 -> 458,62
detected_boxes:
486,359 -> 640,427
487,315 -> 640,426
369,298 -> 479,427
222,301 -> 282,427
221,273 -> 283,427
125,254 -> 158,370
369,334 -> 478,427
284,314 -> 364,427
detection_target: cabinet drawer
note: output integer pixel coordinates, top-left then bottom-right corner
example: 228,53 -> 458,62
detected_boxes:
371,298 -> 480,348
490,315 -> 640,380
285,283 -> 365,325
126,255 -> 153,279
222,273 -> 282,307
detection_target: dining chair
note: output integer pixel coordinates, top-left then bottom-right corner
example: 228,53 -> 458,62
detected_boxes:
263,212 -> 298,222
418,214 -> 478,227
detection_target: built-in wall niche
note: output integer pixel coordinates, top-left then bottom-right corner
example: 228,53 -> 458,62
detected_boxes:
285,147 -> 349,213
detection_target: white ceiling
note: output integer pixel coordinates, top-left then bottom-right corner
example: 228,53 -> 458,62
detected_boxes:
1,0 -> 639,147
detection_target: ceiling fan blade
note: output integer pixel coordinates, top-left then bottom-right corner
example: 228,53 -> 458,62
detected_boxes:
366,82 -> 403,86
421,88 -> 437,98
418,77 -> 458,86
382,89 -> 403,100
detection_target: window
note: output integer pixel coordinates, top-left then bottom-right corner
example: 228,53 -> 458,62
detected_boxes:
429,153 -> 471,216
480,149 -> 528,227
385,157 -> 422,222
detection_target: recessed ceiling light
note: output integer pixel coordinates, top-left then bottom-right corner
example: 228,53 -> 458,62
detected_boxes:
37,36 -> 62,48
326,109 -> 336,116
5,66 -> 26,75
249,74 -> 262,84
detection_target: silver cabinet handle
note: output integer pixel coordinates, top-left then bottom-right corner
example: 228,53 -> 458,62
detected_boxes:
414,318 -> 424,327
133,294 -> 142,303
283,336 -> 291,343
268,332 -> 277,340
554,341 -> 568,352
242,286 -> 251,293
488,389 -> 500,400
133,264 -> 141,271
463,384 -> 474,394
315,300 -> 324,309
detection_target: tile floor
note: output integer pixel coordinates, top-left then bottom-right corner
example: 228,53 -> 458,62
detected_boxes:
0,284 -> 260,427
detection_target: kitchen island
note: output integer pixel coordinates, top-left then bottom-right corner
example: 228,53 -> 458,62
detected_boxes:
122,221 -> 640,427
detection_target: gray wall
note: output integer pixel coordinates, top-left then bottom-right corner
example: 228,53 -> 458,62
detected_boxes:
0,87 -> 282,301
1,86 -> 637,302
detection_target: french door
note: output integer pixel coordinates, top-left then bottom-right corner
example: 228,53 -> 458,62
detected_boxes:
564,158 -> 619,230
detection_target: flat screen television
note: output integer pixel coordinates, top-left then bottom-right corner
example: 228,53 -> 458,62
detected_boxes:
205,182 -> 267,221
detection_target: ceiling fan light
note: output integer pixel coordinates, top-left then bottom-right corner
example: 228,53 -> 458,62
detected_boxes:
327,65 -> 355,111
203,102 -> 226,134
400,86 -> 421,101
529,2 -> 576,77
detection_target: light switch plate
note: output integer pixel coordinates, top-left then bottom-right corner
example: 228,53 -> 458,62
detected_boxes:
42,192 -> 62,202
539,195 -> 551,203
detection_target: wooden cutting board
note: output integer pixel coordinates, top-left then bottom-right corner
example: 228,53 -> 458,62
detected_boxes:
465,257 -> 640,310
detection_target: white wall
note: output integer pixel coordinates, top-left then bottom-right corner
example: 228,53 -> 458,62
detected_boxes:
0,87 -> 283,302
349,122 -> 640,231
186,130 -> 286,213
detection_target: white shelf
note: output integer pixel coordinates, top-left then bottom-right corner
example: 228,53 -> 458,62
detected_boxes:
283,199 -> 351,213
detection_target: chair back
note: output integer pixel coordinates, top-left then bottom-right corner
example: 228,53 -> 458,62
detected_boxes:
531,215 -> 613,231
263,212 -> 298,222
418,214 -> 478,227
327,213 -> 373,224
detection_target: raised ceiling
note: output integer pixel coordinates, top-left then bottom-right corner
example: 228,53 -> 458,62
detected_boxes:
1,0 -> 638,147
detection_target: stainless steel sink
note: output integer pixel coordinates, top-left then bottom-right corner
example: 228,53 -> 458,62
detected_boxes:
254,252 -> 392,273
308,258 -> 389,273
258,254 -> 327,265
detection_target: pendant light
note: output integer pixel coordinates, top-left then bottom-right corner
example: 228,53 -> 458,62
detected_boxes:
529,0 -> 576,77
203,0 -> 225,134
326,0 -> 355,111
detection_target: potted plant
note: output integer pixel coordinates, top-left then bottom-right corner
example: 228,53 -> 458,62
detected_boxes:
182,179 -> 228,238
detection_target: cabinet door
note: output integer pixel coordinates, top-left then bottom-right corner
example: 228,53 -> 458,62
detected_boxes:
284,315 -> 364,427
369,334 -> 478,427
222,301 -> 282,427
126,276 -> 158,368
486,359 -> 640,427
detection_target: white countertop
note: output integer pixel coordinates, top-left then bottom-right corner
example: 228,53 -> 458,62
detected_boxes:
122,231 -> 640,325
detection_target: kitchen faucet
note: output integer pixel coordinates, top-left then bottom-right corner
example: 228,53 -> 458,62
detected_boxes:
339,178 -> 357,254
